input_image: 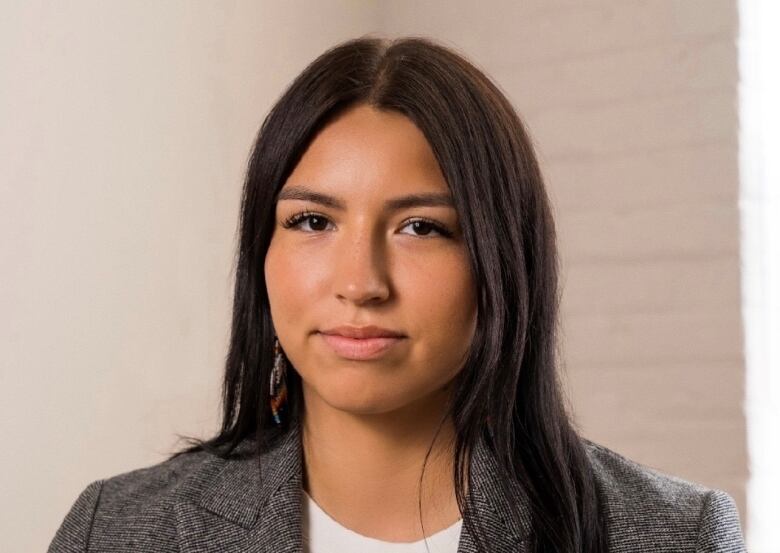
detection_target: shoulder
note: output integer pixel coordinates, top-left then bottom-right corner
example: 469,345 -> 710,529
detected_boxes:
47,443 -> 238,553
581,438 -> 746,552
92,444 -> 218,514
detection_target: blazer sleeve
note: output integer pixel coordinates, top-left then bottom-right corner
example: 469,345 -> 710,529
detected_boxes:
695,489 -> 747,553
48,480 -> 104,553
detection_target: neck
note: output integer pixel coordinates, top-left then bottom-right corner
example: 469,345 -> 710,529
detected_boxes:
300,382 -> 464,542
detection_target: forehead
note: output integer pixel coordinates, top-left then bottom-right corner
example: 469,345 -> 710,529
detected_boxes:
283,104 -> 449,197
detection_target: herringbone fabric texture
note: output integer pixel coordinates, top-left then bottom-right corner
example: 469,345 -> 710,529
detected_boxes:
48,423 -> 747,552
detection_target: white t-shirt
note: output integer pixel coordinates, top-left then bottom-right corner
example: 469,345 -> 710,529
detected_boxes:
302,489 -> 463,553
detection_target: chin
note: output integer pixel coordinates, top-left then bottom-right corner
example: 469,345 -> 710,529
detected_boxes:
307,374 -> 410,416
329,399 -> 399,416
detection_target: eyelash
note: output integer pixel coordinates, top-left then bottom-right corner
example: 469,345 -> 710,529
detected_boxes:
281,210 -> 454,238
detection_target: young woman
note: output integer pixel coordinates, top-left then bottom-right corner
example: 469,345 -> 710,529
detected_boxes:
49,36 -> 747,553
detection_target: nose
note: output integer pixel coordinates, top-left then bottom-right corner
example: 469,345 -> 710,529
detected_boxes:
333,225 -> 391,305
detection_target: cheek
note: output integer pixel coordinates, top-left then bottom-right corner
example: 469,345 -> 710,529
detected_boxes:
264,239 -> 307,331
400,252 -> 477,356
264,243 -> 284,318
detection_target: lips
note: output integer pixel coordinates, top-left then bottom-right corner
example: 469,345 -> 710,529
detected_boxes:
319,325 -> 405,339
318,326 -> 405,360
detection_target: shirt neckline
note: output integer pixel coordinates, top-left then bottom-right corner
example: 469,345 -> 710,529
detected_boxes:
302,488 -> 463,550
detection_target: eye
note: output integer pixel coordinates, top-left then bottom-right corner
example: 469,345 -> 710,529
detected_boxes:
281,210 -> 333,232
399,218 -> 453,238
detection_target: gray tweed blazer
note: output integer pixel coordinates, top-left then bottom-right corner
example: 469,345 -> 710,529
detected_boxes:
48,422 -> 747,552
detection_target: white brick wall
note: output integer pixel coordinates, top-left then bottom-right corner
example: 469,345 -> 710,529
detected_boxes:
380,0 -> 748,524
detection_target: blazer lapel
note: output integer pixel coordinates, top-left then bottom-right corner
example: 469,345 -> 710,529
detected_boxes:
175,422 -> 532,553
456,431 -> 532,552
175,424 -> 305,553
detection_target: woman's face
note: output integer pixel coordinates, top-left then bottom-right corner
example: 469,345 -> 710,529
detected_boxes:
264,104 -> 477,417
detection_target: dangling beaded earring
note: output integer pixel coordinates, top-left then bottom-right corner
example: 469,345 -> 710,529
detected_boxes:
270,335 -> 289,425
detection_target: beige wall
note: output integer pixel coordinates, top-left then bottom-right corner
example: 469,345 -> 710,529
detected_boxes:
0,2 -> 379,551
1,1 -> 746,551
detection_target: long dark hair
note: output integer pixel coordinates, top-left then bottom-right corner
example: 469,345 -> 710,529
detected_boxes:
173,35 -> 609,552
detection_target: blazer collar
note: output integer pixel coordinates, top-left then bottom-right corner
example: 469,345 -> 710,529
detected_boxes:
174,422 -> 532,552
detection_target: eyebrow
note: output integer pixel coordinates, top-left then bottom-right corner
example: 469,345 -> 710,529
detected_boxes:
275,185 -> 455,211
